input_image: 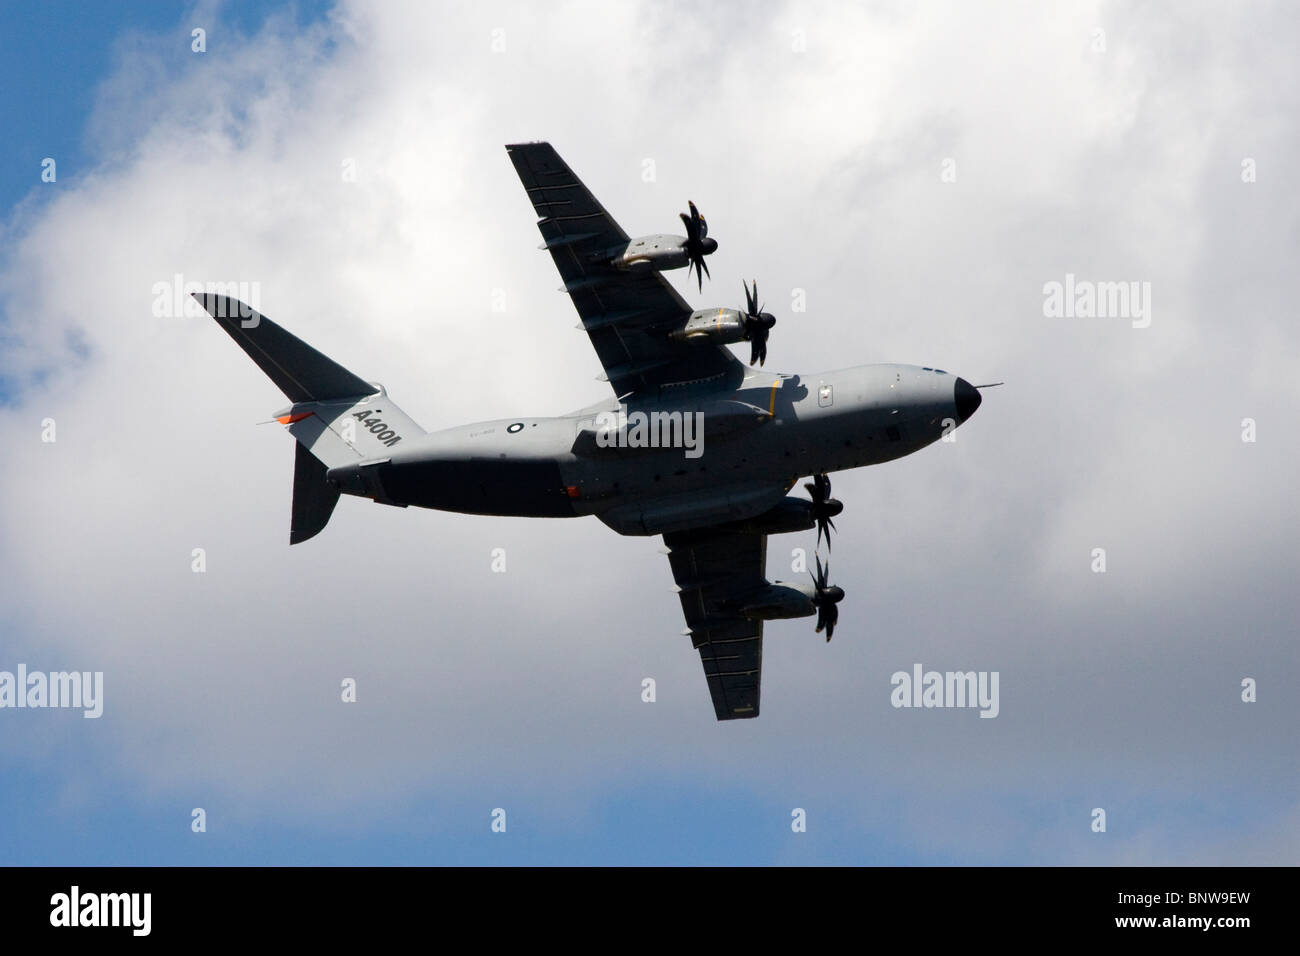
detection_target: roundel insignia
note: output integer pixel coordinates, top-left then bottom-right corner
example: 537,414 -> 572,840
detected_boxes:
506,422 -> 524,433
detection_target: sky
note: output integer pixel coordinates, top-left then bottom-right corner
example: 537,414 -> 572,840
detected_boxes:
0,0 -> 1296,865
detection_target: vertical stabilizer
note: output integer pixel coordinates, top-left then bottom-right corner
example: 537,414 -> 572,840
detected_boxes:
291,441 -> 341,544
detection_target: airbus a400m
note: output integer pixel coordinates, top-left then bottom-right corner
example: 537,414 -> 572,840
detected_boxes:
196,142 -> 990,720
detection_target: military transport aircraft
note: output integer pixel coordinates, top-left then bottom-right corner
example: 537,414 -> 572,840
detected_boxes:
195,142 -> 986,721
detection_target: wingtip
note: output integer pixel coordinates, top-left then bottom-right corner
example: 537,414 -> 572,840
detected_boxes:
190,292 -> 261,326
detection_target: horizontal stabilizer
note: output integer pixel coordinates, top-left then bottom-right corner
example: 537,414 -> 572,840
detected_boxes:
193,293 -> 376,403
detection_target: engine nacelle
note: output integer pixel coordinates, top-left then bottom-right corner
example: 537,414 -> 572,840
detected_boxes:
719,496 -> 817,536
610,235 -> 690,272
669,308 -> 748,346
740,583 -> 815,621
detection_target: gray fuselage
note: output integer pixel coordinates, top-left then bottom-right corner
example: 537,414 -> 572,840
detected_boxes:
327,362 -> 979,537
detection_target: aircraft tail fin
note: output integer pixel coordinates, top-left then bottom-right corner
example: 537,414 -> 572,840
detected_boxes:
193,293 -> 427,544
291,440 -> 340,544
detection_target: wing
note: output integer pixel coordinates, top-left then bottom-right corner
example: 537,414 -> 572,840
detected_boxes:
506,142 -> 745,396
663,526 -> 768,720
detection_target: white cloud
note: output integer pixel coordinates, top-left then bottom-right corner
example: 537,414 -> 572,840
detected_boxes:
1,0 -> 1296,860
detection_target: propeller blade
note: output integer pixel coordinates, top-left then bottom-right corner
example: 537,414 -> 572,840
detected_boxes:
679,203 -> 715,288
809,552 -> 843,641
815,603 -> 837,641
740,280 -> 775,364
805,473 -> 840,551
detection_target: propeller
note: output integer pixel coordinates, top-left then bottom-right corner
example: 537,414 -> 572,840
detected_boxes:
679,201 -> 717,291
742,279 -> 777,366
803,472 -> 843,551
811,554 -> 845,642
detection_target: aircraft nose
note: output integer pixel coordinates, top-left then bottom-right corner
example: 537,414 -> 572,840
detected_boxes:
954,377 -> 981,423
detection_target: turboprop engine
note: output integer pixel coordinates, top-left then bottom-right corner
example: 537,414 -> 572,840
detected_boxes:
609,201 -> 717,289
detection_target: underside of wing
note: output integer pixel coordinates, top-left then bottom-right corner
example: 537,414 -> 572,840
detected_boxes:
663,526 -> 768,720
506,142 -> 744,397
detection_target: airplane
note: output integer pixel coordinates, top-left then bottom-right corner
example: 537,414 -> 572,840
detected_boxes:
194,141 -> 988,721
